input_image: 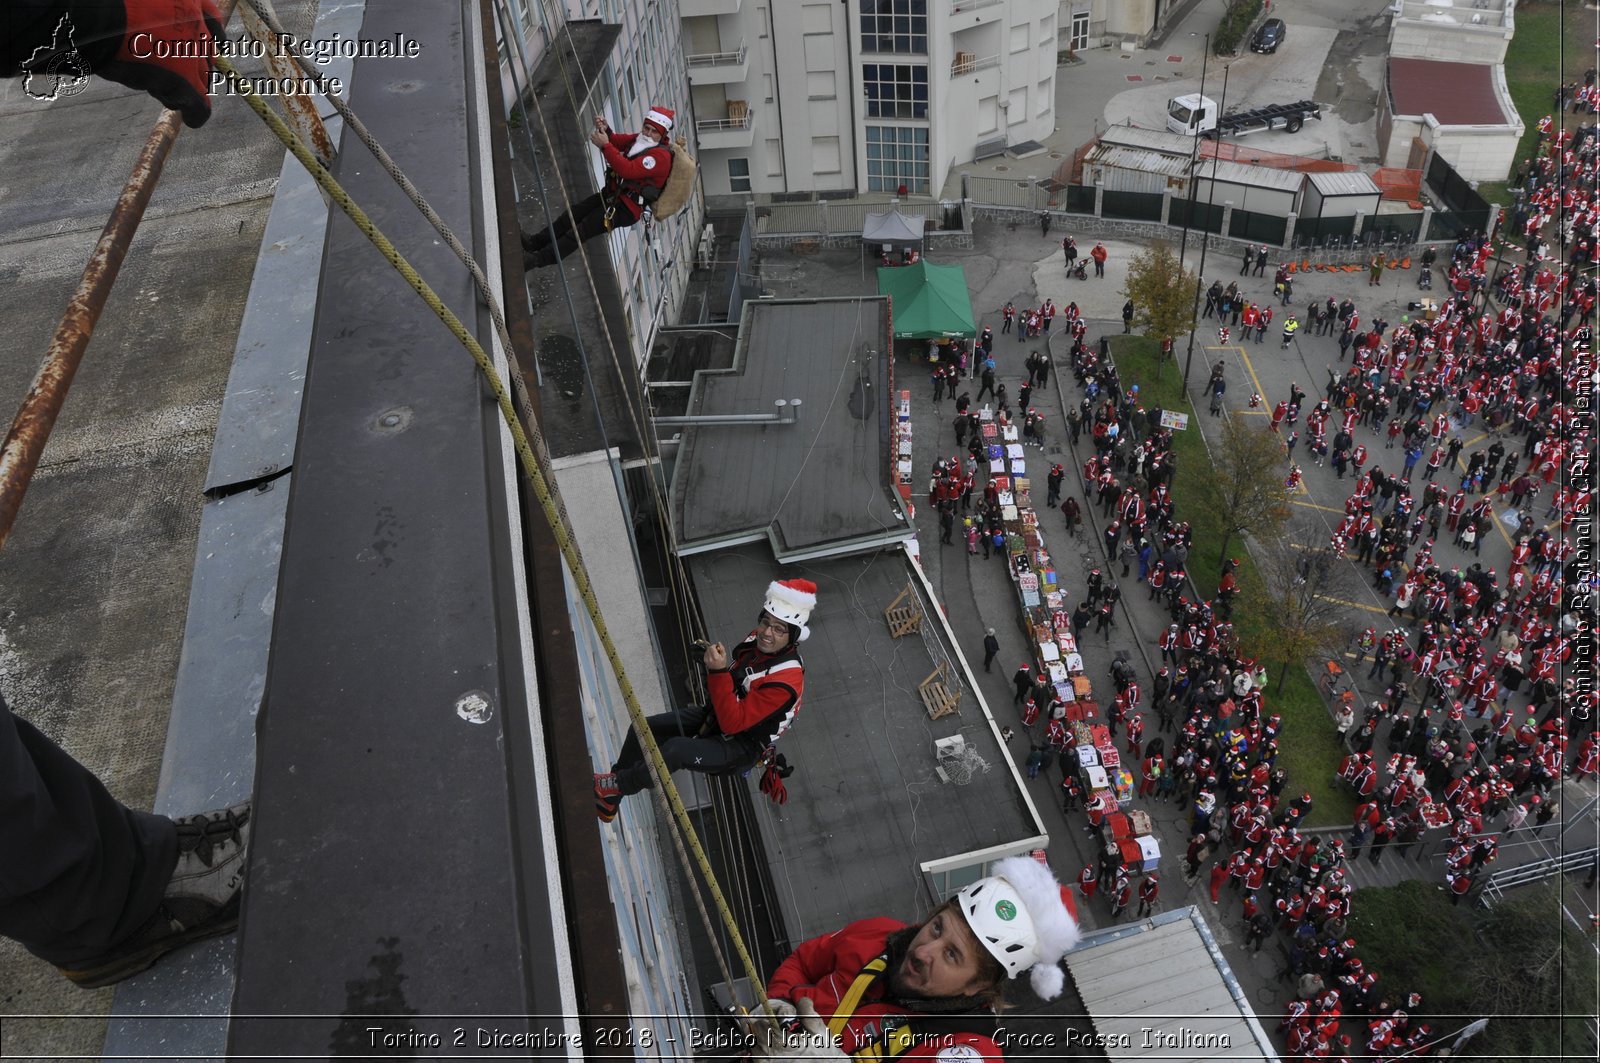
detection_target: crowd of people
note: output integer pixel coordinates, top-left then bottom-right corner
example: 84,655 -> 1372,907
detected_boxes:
1038,182 -> 1588,1063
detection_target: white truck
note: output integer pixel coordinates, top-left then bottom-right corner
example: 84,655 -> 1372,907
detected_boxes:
1166,94 -> 1322,138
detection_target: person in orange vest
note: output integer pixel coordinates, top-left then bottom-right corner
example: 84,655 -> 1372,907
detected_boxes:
1090,241 -> 1109,277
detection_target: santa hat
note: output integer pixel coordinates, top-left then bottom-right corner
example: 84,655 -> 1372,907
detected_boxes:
957,856 -> 1081,1001
762,578 -> 818,640
644,106 -> 675,133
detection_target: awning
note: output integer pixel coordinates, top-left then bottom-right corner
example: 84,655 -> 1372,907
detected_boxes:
862,210 -> 926,246
876,260 -> 976,339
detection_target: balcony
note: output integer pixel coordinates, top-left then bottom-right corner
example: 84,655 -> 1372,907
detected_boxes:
680,0 -> 743,16
686,40 -> 749,86
949,0 -> 1004,22
696,102 -> 755,150
950,52 -> 1000,75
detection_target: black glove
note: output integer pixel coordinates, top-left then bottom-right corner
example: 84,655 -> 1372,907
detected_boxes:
15,0 -> 226,128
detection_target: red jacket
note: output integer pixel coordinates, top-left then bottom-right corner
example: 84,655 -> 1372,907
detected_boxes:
767,918 -> 1003,1060
707,635 -> 805,747
600,133 -> 672,221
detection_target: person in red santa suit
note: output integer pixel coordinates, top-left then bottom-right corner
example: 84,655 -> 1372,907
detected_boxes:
752,856 -> 1080,1062
594,578 -> 815,821
522,106 -> 677,268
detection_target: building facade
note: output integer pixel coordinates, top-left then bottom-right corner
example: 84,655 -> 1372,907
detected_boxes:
685,0 -> 1060,198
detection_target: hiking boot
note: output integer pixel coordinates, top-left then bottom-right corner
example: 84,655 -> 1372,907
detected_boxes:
594,773 -> 622,823
57,802 -> 250,989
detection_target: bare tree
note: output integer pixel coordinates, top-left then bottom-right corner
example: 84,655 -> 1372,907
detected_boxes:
1200,416 -> 1291,566
1240,536 -> 1355,692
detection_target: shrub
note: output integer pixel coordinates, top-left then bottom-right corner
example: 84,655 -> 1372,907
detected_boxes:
1213,0 -> 1265,56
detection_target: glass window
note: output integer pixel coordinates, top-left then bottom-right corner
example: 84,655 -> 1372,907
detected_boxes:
859,0 -> 926,55
865,125 -> 930,194
728,157 -> 752,193
862,63 -> 928,120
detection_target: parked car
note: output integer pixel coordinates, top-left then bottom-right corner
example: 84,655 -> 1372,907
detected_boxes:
1251,18 -> 1287,54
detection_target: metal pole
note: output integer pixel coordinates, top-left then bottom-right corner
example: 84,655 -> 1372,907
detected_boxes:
1165,33 -> 1211,379
0,1 -> 241,552
1182,60 -> 1231,396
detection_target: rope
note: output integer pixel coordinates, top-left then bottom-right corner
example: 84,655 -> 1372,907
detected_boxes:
485,0 -> 711,666
212,53 -> 779,1022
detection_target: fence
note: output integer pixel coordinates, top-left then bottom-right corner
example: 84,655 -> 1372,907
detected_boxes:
1168,198 -> 1225,234
1426,151 -> 1491,219
1362,210 -> 1424,242
1290,214 -> 1356,242
1227,207 -> 1288,246
728,204 -> 757,323
749,171 -> 1463,256
965,174 -> 1048,210
1426,209 -> 1489,245
1101,189 -> 1164,223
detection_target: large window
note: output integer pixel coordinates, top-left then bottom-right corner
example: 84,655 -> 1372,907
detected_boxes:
860,0 -> 927,55
866,125 -> 930,194
863,63 -> 928,120
727,158 -> 752,193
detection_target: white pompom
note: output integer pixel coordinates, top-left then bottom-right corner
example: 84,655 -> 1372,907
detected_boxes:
1029,961 -> 1065,1001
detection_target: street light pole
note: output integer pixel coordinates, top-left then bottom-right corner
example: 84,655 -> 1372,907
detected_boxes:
1163,32 -> 1211,380
1182,59 -> 1232,397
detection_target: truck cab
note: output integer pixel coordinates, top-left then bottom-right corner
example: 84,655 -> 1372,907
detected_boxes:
1167,94 -> 1216,136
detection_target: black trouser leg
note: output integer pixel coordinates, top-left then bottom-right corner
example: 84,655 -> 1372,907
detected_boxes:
612,707 -> 758,796
0,692 -> 177,965
524,193 -> 638,266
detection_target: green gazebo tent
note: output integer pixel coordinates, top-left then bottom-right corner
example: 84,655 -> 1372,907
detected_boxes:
876,260 -> 976,339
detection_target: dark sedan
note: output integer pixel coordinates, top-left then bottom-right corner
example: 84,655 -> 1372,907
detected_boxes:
1251,18 -> 1286,54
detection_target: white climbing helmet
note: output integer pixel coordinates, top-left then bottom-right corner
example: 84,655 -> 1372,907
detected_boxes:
955,856 -> 1081,1001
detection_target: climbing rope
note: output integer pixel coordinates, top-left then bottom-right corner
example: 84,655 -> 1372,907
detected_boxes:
212,52 -> 779,1022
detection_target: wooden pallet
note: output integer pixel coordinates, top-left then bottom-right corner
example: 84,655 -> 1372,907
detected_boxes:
919,661 -> 961,720
884,581 -> 923,638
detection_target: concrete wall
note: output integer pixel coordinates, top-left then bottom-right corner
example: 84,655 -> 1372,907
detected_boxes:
1383,115 -> 1427,168
1425,123 -> 1522,183
1389,22 -> 1512,65
1390,0 -> 1513,64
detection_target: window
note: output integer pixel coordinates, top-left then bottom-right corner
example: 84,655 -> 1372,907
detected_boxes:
862,64 -> 927,119
859,0 -> 927,55
728,157 -> 752,193
865,125 -> 929,194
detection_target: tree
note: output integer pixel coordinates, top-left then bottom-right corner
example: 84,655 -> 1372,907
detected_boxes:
1199,416 -> 1289,568
1122,241 -> 1198,374
1238,535 -> 1353,692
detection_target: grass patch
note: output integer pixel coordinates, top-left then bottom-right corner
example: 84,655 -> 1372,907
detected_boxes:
1486,0 -> 1594,207
1350,880 -> 1598,1057
1110,336 -> 1354,821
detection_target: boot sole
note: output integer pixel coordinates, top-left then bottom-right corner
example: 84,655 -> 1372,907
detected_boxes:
58,898 -> 240,989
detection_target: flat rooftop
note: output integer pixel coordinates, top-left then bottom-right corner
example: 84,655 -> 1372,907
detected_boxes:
670,297 -> 907,560
1066,908 -> 1278,1063
687,544 -> 1044,945
1388,58 -> 1512,126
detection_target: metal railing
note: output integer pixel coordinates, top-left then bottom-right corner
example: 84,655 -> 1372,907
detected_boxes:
685,40 -> 748,68
697,113 -> 754,133
1479,846 -> 1598,908
950,53 -> 1000,75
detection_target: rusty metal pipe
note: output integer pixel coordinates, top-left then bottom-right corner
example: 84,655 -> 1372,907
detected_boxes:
0,0 -> 240,553
0,110 -> 184,552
